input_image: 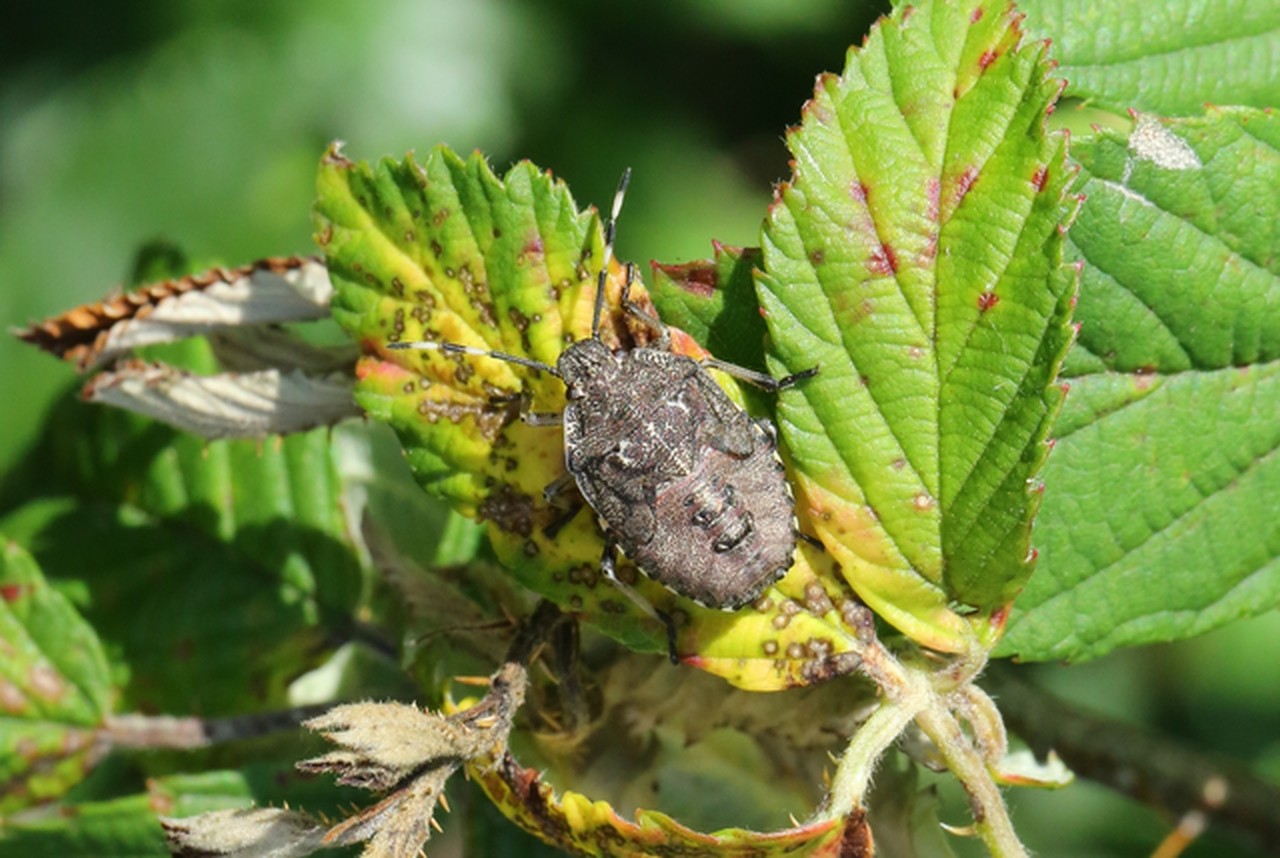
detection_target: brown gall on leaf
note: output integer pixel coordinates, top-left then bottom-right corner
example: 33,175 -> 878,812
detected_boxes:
15,256 -> 331,370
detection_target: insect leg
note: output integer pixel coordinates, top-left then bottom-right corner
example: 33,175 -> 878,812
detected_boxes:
619,262 -> 671,350
522,411 -> 563,427
387,340 -> 559,376
549,616 -> 590,732
795,530 -> 825,550
698,358 -> 819,392
542,501 -> 584,539
600,538 -> 679,665
541,470 -> 577,505
541,471 -> 583,538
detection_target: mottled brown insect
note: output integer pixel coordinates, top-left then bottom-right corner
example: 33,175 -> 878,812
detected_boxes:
391,171 -> 816,658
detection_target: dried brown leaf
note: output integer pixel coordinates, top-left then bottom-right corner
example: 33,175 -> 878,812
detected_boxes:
16,256 -> 332,369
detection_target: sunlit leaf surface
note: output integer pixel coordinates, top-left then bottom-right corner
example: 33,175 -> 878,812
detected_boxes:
757,0 -> 1075,652
1002,109 -> 1280,661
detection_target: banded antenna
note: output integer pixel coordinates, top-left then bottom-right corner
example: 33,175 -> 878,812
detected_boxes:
590,167 -> 632,339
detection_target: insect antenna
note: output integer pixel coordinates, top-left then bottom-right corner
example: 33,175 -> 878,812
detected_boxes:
589,168 -> 633,339
387,339 -> 559,376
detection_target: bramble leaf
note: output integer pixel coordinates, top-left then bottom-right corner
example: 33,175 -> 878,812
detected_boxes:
0,341 -> 367,713
319,146 -> 870,689
757,0 -> 1076,652
1000,108 -> 1280,662
1019,0 -> 1280,117
0,541 -> 112,813
468,750 -> 866,858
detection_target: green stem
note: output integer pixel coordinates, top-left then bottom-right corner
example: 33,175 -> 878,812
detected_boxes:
914,702 -> 1027,858
819,639 -> 931,819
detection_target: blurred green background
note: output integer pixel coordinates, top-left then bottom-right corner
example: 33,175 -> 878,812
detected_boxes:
2,2 -> 1277,856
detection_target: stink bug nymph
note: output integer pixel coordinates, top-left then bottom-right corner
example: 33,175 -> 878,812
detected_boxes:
390,171 -> 816,660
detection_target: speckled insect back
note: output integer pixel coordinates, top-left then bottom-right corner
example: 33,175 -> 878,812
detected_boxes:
391,170 -> 816,657
558,336 -> 800,610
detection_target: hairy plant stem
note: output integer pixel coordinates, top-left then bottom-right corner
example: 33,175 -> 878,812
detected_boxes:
822,639 -> 1028,857
914,703 -> 1027,858
821,693 -> 927,818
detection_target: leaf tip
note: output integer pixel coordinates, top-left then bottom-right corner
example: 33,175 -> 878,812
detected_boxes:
323,140 -> 352,167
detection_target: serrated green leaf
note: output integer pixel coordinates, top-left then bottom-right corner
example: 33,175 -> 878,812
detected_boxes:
320,145 -> 870,689
1001,108 -> 1280,661
0,541 -> 112,813
1019,0 -> 1280,117
1,346 -> 367,712
757,0 -> 1075,652
1065,110 -> 1280,375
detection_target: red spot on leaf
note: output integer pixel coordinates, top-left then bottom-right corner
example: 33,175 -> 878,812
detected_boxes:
653,260 -> 717,298
1032,167 -> 1048,192
926,178 -> 940,222
978,50 -> 997,71
148,786 -> 176,816
29,664 -> 64,701
970,6 -> 984,22
988,604 -> 1011,635
956,167 -> 979,204
901,5 -> 915,21
523,236 -> 544,257
868,243 -> 898,277
849,181 -> 868,203
0,680 -> 25,714
1134,366 -> 1158,390
1,584 -> 24,602
920,232 -> 938,263
1028,548 -> 1040,562
977,292 -> 999,312
1045,437 -> 1057,452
